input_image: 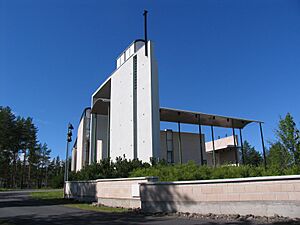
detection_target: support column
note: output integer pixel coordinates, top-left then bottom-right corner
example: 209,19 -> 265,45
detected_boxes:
94,114 -> 98,163
198,115 -> 204,165
239,128 -> 245,164
232,126 -> 238,166
64,141 -> 69,182
178,122 -> 182,164
211,125 -> 216,167
232,120 -> 239,166
107,105 -> 110,159
89,114 -> 96,165
259,122 -> 267,169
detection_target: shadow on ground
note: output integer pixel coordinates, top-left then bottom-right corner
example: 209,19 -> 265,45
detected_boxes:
1,191 -> 300,225
2,211 -> 300,225
0,196 -> 77,209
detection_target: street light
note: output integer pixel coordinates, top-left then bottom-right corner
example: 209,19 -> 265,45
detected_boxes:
64,122 -> 73,198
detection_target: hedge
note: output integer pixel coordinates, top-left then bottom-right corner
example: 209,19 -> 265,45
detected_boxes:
69,157 -> 300,182
129,161 -> 300,181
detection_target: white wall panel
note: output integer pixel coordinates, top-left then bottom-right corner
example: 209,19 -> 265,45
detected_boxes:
93,40 -> 160,163
160,131 -> 206,164
149,42 -> 160,159
96,140 -> 103,163
120,53 -> 124,65
110,58 -> 134,160
71,148 -> 77,171
130,44 -> 135,58
117,58 -> 121,68
76,119 -> 84,171
205,135 -> 239,152
136,41 -> 160,162
96,114 -> 108,159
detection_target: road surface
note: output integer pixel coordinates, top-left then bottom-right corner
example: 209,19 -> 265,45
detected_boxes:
0,190 -> 298,225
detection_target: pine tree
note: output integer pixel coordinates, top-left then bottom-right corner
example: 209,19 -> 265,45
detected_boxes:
242,141 -> 263,166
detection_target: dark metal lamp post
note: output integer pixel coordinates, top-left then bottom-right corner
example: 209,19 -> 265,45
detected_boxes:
64,123 -> 73,198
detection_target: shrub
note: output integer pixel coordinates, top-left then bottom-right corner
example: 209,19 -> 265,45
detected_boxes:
69,157 -> 300,182
69,156 -> 150,181
129,161 -> 300,182
49,173 -> 64,188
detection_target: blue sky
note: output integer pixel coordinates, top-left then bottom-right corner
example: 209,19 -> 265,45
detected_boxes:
1,0 -> 300,158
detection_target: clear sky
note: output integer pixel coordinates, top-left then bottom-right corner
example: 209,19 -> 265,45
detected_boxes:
1,0 -> 300,158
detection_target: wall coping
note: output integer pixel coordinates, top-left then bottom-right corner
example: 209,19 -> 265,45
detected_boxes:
95,176 -> 158,182
141,175 -> 300,186
66,180 -> 96,183
66,176 -> 158,183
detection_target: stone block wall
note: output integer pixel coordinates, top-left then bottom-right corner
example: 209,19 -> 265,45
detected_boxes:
96,177 -> 158,208
65,175 -> 300,218
65,177 -> 158,208
140,175 -> 300,218
65,180 -> 97,202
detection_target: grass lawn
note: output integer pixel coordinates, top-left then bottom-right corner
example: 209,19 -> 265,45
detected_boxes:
31,190 -> 128,213
0,188 -> 18,192
31,189 -> 64,199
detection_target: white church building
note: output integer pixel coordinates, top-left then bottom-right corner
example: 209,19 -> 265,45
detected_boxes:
71,39 -> 264,172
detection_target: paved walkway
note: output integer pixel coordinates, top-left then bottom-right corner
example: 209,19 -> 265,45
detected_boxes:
0,190 -> 298,225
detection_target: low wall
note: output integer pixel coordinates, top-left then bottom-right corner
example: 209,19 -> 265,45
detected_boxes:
140,175 -> 300,218
96,177 -> 158,208
65,177 -> 158,208
65,180 -> 97,202
66,175 -> 300,218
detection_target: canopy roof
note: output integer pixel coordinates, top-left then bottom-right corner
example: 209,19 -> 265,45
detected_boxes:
91,98 -> 110,114
160,107 -> 262,129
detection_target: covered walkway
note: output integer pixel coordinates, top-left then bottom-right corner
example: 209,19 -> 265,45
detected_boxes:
160,107 -> 266,167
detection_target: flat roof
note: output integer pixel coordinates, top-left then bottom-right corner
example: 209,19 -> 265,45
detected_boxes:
160,107 -> 262,129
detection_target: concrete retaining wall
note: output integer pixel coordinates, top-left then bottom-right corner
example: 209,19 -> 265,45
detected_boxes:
65,175 -> 300,218
96,177 -> 158,208
65,177 -> 158,208
65,180 -> 97,202
140,175 -> 300,218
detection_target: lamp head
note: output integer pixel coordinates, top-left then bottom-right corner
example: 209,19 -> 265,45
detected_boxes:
68,123 -> 74,130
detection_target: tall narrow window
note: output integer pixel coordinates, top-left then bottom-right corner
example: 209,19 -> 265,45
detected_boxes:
166,129 -> 174,163
133,56 -> 138,159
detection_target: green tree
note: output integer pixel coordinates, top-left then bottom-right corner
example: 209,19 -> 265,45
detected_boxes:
275,113 -> 300,165
39,143 -> 51,187
267,142 -> 291,169
242,141 -> 263,166
0,105 -> 56,189
20,117 -> 38,188
0,107 -> 16,187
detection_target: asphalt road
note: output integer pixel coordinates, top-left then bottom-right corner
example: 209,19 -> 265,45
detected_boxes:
0,190 -> 298,225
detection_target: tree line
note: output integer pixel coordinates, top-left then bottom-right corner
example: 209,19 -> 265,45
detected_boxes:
0,106 -> 65,188
241,113 -> 300,169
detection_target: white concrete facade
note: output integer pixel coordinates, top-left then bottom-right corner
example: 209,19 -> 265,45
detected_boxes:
160,130 -> 207,164
71,39 -> 250,170
73,108 -> 91,171
71,147 -> 77,171
160,130 -> 239,166
205,135 -> 238,152
109,40 -> 160,162
88,40 -> 160,164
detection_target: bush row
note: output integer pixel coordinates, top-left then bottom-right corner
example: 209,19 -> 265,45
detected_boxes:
69,157 -> 300,182
69,156 -> 150,181
130,161 -> 300,181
